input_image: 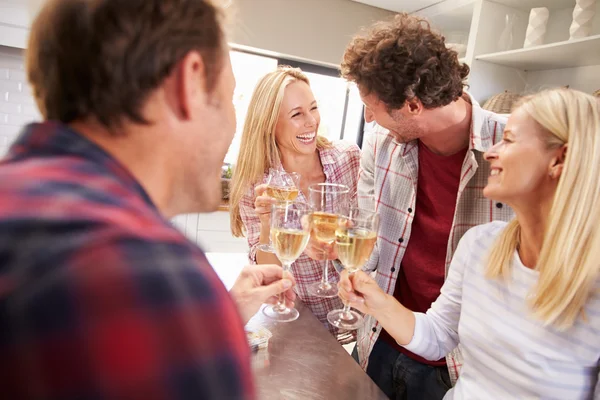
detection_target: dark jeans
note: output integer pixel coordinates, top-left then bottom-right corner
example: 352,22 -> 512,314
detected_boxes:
353,339 -> 451,400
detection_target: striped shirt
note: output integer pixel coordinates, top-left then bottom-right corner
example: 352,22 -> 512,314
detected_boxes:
405,221 -> 600,399
356,93 -> 514,382
240,140 -> 360,341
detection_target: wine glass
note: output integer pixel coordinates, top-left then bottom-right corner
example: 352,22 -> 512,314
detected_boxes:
327,207 -> 379,330
306,183 -> 350,298
262,201 -> 311,322
256,168 -> 301,253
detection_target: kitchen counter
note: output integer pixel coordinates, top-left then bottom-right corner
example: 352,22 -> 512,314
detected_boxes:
206,252 -> 387,400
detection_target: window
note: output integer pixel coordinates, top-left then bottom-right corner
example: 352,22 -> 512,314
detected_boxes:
225,49 -> 365,165
226,51 -> 278,164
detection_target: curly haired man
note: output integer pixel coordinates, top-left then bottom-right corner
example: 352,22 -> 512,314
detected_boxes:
342,13 -> 513,400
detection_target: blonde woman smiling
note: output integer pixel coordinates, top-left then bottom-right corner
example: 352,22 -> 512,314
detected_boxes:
340,88 -> 600,399
230,66 -> 360,339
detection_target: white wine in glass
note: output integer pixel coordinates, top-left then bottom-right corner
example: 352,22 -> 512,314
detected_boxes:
335,228 -> 377,273
327,207 -> 379,330
310,211 -> 339,243
257,169 -> 301,253
262,201 -> 311,323
265,186 -> 299,201
306,183 -> 350,298
271,227 -> 309,263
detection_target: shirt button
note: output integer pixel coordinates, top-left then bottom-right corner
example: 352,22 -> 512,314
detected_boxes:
372,327 -> 377,333
496,202 -> 503,209
408,208 -> 413,213
391,267 -> 396,272
398,238 -> 404,243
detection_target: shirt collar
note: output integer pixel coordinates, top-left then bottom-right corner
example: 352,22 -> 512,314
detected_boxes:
381,91 -> 492,156
8,121 -> 155,208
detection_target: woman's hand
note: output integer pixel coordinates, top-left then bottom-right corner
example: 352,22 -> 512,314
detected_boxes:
339,269 -> 416,346
338,270 -> 392,317
254,184 -> 276,229
304,236 -> 338,261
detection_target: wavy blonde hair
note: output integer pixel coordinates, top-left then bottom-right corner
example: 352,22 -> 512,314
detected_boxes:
486,88 -> 600,330
230,66 -> 330,237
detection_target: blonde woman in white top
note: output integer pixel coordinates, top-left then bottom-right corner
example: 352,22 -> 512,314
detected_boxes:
340,88 -> 600,399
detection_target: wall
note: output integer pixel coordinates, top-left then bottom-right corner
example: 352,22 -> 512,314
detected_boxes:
229,0 -> 394,65
0,45 -> 41,156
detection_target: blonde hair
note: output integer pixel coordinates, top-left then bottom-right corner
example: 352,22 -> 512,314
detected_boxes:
229,66 -> 330,237
486,88 -> 600,330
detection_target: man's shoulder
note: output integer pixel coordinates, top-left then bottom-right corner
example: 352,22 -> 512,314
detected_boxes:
479,108 -> 508,139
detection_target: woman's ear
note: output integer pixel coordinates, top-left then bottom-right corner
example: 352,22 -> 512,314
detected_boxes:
549,144 -> 567,180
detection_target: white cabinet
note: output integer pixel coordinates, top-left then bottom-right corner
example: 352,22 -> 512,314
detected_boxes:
0,1 -> 30,48
0,0 -> 45,49
172,211 -> 249,254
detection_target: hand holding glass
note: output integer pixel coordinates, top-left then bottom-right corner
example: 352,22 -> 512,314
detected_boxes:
307,183 -> 350,298
262,201 -> 311,322
257,168 -> 301,253
327,207 -> 379,330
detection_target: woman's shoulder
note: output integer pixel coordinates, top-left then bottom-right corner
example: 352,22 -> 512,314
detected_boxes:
461,220 -> 508,249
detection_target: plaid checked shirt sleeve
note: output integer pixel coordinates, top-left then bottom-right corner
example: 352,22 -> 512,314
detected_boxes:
239,183 -> 262,264
2,236 -> 254,400
358,133 -> 379,272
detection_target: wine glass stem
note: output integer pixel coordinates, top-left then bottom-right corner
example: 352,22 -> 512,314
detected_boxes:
341,271 -> 355,319
276,262 -> 292,311
320,259 -> 330,285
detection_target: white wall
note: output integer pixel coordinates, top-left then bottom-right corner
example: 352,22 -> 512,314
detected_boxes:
0,46 -> 41,156
230,0 -> 394,65
525,65 -> 600,94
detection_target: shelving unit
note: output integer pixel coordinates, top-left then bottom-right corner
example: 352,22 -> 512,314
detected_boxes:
475,35 -> 600,71
418,0 -> 600,105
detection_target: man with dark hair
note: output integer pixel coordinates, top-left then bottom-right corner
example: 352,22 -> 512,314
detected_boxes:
342,13 -> 513,399
0,0 -> 295,398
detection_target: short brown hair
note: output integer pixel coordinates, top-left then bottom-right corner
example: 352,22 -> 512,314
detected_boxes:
27,0 -> 226,129
342,13 -> 469,110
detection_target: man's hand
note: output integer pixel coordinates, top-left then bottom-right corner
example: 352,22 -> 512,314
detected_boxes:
229,264 -> 296,324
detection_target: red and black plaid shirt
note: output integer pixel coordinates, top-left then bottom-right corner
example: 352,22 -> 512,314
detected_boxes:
0,122 -> 253,400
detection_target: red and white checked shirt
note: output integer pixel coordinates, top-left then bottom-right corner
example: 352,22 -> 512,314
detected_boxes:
240,140 -> 361,340
356,94 -> 514,383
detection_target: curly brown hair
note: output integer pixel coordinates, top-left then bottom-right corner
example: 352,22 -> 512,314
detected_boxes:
341,13 -> 469,110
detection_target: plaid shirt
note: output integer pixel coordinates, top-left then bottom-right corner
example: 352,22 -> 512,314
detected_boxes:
240,141 -> 360,341
356,94 -> 514,383
0,122 -> 253,400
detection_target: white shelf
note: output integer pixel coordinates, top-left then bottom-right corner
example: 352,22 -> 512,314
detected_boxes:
475,35 -> 600,71
489,0 -> 575,11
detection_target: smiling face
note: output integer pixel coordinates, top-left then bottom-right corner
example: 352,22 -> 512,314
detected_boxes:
483,106 -> 563,208
274,80 -> 320,155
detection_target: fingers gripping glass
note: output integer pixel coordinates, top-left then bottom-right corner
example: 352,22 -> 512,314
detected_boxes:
306,183 -> 350,298
262,201 -> 311,322
257,168 -> 301,253
327,207 -> 379,330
